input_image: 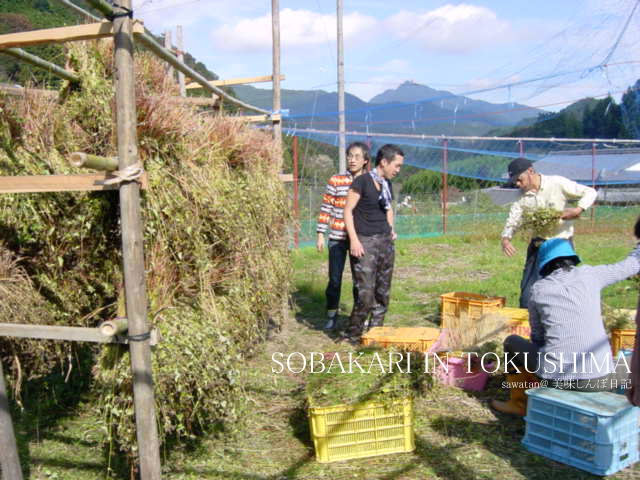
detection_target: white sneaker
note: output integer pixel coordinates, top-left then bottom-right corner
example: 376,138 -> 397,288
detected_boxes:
324,316 -> 337,330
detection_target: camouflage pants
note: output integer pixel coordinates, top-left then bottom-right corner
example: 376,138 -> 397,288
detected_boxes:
347,233 -> 394,336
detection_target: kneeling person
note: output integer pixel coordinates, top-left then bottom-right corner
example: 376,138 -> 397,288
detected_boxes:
492,231 -> 640,415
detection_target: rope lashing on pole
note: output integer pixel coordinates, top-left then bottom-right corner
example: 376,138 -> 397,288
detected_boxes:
102,162 -> 144,185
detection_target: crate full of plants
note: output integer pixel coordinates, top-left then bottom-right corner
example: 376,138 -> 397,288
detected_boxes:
306,348 -> 422,463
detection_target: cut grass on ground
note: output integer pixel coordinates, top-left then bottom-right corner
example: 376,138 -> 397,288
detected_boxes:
12,230 -> 640,479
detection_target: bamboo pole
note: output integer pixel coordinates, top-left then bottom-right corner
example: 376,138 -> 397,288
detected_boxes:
240,113 -> 281,123
176,26 -> 185,97
591,143 -> 596,229
0,84 -> 57,98
0,172 -> 148,193
69,152 -> 119,171
81,0 -> 115,17
99,318 -> 128,336
53,0 -> 101,22
442,138 -> 448,234
293,136 -> 299,248
337,0 -> 346,173
272,0 -> 282,148
0,358 -> 23,480
0,323 -> 157,344
111,1 -> 162,478
0,21 -> 126,48
1,48 -> 79,84
164,29 -> 173,79
185,74 -> 285,89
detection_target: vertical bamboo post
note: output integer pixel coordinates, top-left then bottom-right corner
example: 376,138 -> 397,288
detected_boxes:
442,138 -> 448,234
293,136 -> 299,248
271,0 -> 282,151
164,29 -> 173,79
176,26 -> 186,97
0,358 -> 23,480
337,0 -> 346,173
112,2 -> 162,479
591,142 -> 596,229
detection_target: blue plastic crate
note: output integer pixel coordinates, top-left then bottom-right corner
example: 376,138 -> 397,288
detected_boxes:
523,388 -> 640,476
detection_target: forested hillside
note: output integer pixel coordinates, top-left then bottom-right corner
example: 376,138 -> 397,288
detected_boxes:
0,0 -> 221,86
498,88 -> 639,140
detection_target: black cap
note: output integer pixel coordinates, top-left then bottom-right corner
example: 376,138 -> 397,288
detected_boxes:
504,158 -> 533,188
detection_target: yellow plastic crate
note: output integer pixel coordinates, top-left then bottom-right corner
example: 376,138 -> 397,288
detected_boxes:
440,292 -> 506,327
308,397 -> 414,463
361,327 -> 441,353
612,329 -> 635,357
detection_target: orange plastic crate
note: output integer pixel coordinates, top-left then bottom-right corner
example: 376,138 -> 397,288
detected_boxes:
612,329 -> 635,357
440,292 -> 506,327
361,327 -> 441,353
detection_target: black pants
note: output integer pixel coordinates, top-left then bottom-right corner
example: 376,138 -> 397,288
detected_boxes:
325,239 -> 357,311
519,238 -> 543,309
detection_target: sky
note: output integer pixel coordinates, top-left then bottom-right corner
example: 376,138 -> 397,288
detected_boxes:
131,0 -> 640,113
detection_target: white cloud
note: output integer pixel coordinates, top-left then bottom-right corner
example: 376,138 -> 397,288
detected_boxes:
370,59 -> 411,74
133,0 -> 265,30
211,8 -> 377,53
385,4 -> 513,54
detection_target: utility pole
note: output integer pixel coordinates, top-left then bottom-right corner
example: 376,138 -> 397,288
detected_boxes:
337,0 -> 346,172
176,26 -> 186,97
272,0 -> 282,152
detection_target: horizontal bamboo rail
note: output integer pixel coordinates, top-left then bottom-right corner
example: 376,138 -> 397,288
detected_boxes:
185,74 -> 285,90
0,323 -> 158,345
279,173 -> 293,182
1,48 -> 80,84
166,95 -> 218,106
0,21 -> 144,49
0,172 -> 148,193
241,114 -> 281,123
0,83 -> 57,98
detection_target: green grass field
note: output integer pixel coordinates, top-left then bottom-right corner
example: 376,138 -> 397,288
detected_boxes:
11,228 -> 640,479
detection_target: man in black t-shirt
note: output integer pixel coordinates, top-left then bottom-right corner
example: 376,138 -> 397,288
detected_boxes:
343,144 -> 404,340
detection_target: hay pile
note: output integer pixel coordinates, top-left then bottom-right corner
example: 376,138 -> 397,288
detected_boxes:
443,312 -> 508,358
0,40 -> 291,457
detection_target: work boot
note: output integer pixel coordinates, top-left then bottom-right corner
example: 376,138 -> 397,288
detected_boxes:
491,371 -> 539,416
324,310 -> 338,331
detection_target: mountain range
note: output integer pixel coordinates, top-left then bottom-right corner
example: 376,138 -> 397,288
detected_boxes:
234,81 -> 543,136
